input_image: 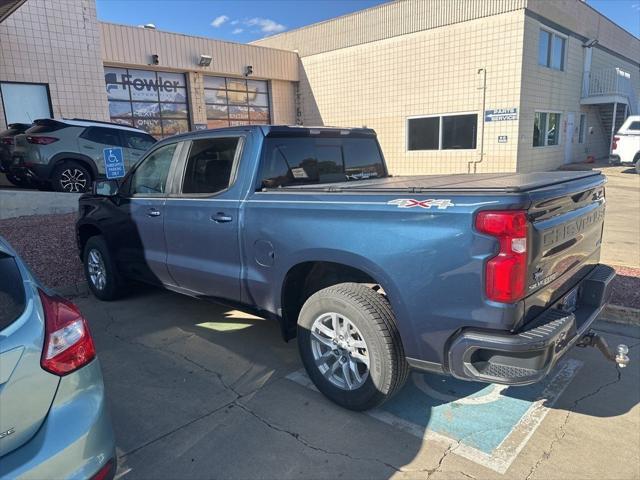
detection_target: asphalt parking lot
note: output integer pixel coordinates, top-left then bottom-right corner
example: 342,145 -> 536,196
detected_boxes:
73,286 -> 640,480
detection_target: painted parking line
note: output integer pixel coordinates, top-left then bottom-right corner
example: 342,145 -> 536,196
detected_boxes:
286,359 -> 582,474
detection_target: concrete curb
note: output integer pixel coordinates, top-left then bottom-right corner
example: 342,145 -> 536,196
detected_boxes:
599,304 -> 640,327
0,189 -> 81,219
57,279 -> 640,327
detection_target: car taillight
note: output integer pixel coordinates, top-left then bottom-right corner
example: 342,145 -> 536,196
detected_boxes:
39,289 -> 96,376
91,459 -> 116,480
476,210 -> 528,303
1,137 -> 13,145
27,135 -> 59,145
612,136 -> 619,150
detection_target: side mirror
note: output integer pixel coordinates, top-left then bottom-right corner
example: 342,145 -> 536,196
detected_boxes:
94,179 -> 119,197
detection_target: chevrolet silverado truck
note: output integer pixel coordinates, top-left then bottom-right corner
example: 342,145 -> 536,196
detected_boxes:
75,125 -> 627,410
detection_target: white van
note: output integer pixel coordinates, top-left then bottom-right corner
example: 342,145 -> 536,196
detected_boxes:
611,115 -> 640,173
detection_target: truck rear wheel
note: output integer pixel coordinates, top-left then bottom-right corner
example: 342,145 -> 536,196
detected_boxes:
297,283 -> 409,410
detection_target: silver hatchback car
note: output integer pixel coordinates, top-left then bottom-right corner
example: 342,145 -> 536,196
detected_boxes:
0,236 -> 115,479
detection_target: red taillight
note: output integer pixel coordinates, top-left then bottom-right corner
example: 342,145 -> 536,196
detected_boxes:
476,210 -> 528,303
91,459 -> 116,480
39,289 -> 96,376
1,137 -> 14,145
612,136 -> 619,150
27,135 -> 59,145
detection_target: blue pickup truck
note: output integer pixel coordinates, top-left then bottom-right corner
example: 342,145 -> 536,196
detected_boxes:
76,125 -> 622,410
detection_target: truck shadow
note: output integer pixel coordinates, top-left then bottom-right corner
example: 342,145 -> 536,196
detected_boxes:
87,283 -> 639,479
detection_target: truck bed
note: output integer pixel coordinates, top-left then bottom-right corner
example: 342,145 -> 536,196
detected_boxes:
272,171 -> 602,193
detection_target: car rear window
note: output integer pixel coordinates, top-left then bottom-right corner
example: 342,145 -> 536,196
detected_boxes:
259,137 -> 387,189
0,253 -> 26,331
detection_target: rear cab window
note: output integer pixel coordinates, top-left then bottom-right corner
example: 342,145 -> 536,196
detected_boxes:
0,252 -> 26,331
259,136 -> 387,189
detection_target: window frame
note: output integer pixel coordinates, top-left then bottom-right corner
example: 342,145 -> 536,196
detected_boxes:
0,81 -> 53,125
538,27 -> 567,71
578,113 -> 587,144
124,141 -> 183,198
172,134 -> 246,199
204,76 -> 271,128
533,110 -> 563,147
406,112 -> 478,152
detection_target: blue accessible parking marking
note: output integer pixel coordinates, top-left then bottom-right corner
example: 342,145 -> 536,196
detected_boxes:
287,359 -> 582,473
103,147 -> 126,179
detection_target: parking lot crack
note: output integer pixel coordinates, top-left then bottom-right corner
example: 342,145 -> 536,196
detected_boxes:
525,368 -> 622,480
233,402 -> 404,473
121,399 -> 236,458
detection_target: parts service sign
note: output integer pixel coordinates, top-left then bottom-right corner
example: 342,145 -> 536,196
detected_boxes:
485,108 -> 518,122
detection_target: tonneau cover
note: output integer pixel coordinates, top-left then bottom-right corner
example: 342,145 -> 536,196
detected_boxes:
273,171 -> 601,193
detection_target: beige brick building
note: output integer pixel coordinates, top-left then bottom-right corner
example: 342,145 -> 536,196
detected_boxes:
1,0 -> 638,175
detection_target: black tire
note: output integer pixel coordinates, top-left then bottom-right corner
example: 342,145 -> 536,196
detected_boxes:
52,161 -> 92,193
5,173 -> 31,188
297,282 -> 409,411
83,235 -> 124,301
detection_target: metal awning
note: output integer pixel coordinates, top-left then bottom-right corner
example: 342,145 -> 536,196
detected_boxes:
0,0 -> 26,23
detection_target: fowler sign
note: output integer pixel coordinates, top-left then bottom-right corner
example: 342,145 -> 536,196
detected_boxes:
105,72 -> 180,94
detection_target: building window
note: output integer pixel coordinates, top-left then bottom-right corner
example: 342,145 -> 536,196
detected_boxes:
578,114 -> 587,143
204,76 -> 270,128
538,29 -> 566,71
104,67 -> 189,139
533,112 -> 561,147
0,82 -> 52,125
407,114 -> 477,151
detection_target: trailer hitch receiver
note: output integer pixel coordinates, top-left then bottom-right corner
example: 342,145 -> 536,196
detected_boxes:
576,330 -> 630,368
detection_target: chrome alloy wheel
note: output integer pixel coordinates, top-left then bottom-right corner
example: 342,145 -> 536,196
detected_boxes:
60,168 -> 87,192
310,312 -> 370,391
87,248 -> 107,291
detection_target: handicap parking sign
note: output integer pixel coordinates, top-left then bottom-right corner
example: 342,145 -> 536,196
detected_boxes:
103,147 -> 125,179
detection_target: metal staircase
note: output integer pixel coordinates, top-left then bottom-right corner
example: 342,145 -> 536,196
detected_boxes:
582,67 -> 638,154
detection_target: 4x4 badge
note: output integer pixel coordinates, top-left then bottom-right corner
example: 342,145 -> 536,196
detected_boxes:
388,199 -> 454,209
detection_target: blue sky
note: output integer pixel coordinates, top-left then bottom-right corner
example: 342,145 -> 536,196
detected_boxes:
95,0 -> 640,43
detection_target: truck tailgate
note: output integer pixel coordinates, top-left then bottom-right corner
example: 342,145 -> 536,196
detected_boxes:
523,173 -> 607,326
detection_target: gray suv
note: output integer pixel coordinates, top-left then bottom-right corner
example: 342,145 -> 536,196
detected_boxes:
10,118 -> 156,192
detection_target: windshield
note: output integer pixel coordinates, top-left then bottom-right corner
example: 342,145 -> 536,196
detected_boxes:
259,137 -> 387,189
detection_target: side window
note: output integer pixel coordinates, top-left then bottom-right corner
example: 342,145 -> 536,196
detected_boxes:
182,137 -> 240,195
130,143 -> 177,195
259,137 -> 386,188
81,127 -> 123,146
125,132 -> 156,151
628,121 -> 640,132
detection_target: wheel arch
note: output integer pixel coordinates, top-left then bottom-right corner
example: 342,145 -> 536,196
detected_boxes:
77,222 -> 103,258
277,252 -> 409,346
50,153 -> 98,180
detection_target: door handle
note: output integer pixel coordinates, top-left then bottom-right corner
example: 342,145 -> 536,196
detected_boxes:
211,212 -> 232,223
147,208 -> 161,217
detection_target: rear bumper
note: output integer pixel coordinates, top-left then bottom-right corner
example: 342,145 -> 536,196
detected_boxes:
7,162 -> 50,185
0,359 -> 116,480
446,264 -> 615,385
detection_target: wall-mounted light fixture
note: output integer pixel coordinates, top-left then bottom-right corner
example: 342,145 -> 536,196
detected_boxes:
198,54 -> 212,67
244,65 -> 253,77
150,54 -> 159,65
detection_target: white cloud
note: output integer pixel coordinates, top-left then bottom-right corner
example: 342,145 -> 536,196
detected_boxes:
230,20 -> 239,25
210,15 -> 229,28
245,17 -> 286,34
232,28 -> 244,34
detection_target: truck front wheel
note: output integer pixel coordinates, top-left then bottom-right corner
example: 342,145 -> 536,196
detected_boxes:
297,283 -> 409,410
